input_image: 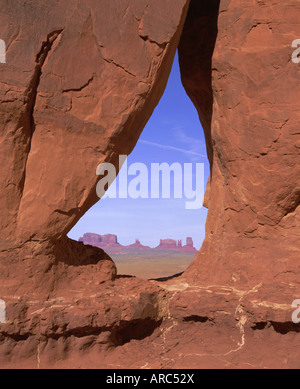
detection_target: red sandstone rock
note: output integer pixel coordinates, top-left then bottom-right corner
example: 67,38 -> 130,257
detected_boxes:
178,0 -> 300,288
156,237 -> 196,252
80,233 -> 196,253
0,0 -> 300,369
0,0 -> 189,284
0,0 -> 189,247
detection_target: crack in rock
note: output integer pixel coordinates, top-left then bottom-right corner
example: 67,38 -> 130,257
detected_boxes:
18,29 -> 63,200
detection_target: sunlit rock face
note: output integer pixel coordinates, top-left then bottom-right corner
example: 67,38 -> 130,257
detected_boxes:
0,0 -> 189,246
0,0 -> 189,282
0,0 -> 299,369
179,0 -> 300,288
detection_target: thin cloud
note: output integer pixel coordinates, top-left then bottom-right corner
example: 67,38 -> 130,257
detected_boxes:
173,126 -> 205,150
139,139 -> 207,158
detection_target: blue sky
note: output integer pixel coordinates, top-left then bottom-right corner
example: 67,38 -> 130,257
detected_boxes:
68,52 -> 209,250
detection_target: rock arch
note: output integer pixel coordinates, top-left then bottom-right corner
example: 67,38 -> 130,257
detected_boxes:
0,0 -> 299,368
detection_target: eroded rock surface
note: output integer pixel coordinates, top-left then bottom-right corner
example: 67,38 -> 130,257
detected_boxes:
0,0 -> 189,287
0,0 -> 299,369
179,0 -> 300,287
0,0 -> 189,246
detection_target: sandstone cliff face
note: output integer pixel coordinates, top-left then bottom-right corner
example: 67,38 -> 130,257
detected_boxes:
0,0 -> 300,369
79,233 -> 196,253
179,0 -> 300,287
0,0 -> 189,285
0,0 -> 189,245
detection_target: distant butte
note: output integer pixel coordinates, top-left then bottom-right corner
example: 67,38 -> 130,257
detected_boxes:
79,233 -> 197,254
1,0 -> 299,369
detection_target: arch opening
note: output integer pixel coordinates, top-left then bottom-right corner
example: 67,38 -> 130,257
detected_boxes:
67,0 -> 221,280
68,50 -> 210,280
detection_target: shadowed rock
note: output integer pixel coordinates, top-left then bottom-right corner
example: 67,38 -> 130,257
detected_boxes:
0,0 -> 299,369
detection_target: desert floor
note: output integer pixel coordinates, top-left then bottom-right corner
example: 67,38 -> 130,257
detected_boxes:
111,252 -> 195,279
